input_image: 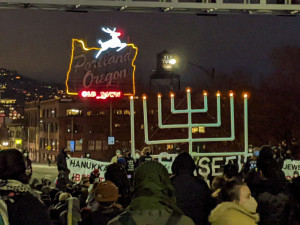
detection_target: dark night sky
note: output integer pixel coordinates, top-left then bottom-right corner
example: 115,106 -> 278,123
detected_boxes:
1,9 -> 300,88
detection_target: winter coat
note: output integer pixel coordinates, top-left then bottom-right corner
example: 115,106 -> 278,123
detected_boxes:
108,161 -> 195,225
209,202 -> 259,225
171,171 -> 213,225
108,209 -> 195,225
81,204 -> 122,225
0,179 -> 51,225
255,179 -> 292,225
57,151 -> 68,171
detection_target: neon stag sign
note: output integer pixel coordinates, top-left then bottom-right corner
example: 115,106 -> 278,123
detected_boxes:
80,90 -> 123,100
95,27 -> 127,58
66,29 -> 138,97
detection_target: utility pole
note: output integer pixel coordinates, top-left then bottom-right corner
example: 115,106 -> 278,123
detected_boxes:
110,100 -> 112,136
27,127 -> 30,152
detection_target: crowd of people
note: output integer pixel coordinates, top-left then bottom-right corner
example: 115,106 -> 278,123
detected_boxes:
0,142 -> 300,225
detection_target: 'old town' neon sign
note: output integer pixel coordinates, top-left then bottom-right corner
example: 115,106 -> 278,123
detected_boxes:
95,27 -> 127,58
80,90 -> 122,100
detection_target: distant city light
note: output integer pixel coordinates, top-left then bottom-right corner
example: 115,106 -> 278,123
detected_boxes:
169,59 -> 177,65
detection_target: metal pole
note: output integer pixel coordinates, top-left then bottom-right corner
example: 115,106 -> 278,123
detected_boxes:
130,97 -> 135,157
48,123 -> 50,147
110,100 -> 112,136
27,127 -> 30,152
244,94 -> 248,154
187,89 -> 192,154
71,116 -> 73,140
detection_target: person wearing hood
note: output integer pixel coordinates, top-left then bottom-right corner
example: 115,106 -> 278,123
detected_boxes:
0,149 -> 51,225
209,179 -> 259,225
171,152 -> 213,225
108,161 -> 195,225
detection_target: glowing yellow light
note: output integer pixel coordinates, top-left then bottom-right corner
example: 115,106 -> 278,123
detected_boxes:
157,93 -> 162,98
186,88 -> 191,93
203,91 -> 208,96
243,93 -> 248,98
15,139 -> 22,145
170,93 -> 175,98
142,95 -> 147,100
65,39 -> 138,96
229,92 -> 234,97
216,91 -> 220,97
130,96 -> 134,100
169,59 -> 177,65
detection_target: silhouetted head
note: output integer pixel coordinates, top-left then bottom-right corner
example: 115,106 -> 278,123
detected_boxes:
0,149 -> 31,183
172,152 -> 196,175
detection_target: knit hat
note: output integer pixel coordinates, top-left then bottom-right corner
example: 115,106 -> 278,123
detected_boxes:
92,169 -> 100,176
94,180 -> 119,202
171,152 -> 196,175
117,157 -> 126,166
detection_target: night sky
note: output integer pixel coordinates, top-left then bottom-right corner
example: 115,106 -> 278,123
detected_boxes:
1,9 -> 300,89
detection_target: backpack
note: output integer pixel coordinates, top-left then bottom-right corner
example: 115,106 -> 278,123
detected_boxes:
118,210 -> 182,225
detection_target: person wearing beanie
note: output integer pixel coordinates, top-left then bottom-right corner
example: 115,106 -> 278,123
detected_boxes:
81,181 -> 122,225
108,161 -> 195,225
171,152 -> 213,225
0,149 -> 51,225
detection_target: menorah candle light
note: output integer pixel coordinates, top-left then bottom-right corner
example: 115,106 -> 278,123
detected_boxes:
137,89 -> 249,157
243,93 -> 248,154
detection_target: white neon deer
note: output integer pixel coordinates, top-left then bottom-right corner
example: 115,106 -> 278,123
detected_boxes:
95,27 -> 127,58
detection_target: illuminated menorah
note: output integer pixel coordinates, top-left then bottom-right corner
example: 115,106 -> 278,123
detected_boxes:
129,88 -> 249,158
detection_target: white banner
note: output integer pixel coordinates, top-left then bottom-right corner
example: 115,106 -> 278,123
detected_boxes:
282,159 -> 300,180
67,157 -> 111,183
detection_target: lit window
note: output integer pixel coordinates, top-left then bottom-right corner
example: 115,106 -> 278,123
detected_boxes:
167,144 -> 174,150
199,127 -> 205,133
66,109 -> 82,116
124,110 -> 130,115
192,127 -> 199,133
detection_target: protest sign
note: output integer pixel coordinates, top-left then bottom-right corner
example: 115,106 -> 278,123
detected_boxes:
282,159 -> 300,180
67,157 -> 111,183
